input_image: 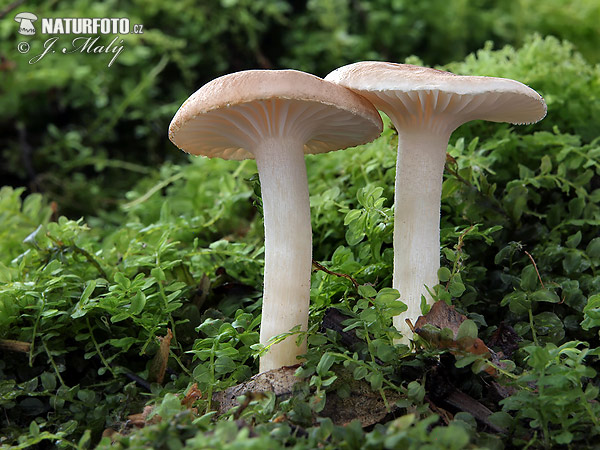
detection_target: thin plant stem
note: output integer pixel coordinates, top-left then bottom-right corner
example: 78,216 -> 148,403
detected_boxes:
524,250 -> 545,289
29,300 -> 43,367
86,317 -> 116,377
529,308 -> 539,346
41,339 -> 65,387
170,350 -> 193,378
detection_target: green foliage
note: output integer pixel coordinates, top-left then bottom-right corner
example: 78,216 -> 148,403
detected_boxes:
501,342 -> 600,447
0,187 -> 52,265
282,0 -> 600,74
3,1 -> 599,218
446,36 -> 600,141
2,7 -> 600,449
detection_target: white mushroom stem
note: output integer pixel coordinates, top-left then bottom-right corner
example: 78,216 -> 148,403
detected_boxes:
392,126 -> 451,343
19,19 -> 35,32
252,136 -> 311,372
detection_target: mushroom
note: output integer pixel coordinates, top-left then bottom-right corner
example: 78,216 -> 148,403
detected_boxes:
14,12 -> 38,35
325,62 -> 546,343
169,70 -> 382,371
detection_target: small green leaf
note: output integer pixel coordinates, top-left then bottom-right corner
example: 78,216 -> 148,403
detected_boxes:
78,430 -> 92,448
77,389 -> 96,404
80,280 -> 96,303
407,381 -> 425,403
29,420 -> 40,437
582,294 -> 600,330
526,346 -> 551,370
530,289 -> 560,303
214,356 -> 236,374
540,155 -> 552,174
438,267 -> 452,283
375,288 -> 400,303
110,312 -> 130,323
554,431 -> 573,445
565,231 -> 582,248
520,265 -> 538,291
366,371 -> 383,390
454,354 -> 480,368
534,312 -> 565,343
488,411 -> 513,430
448,277 -> 466,297
568,197 -> 585,218
40,372 -> 56,391
129,291 -> 146,315
501,291 -> 530,315
456,319 -> 478,340
358,285 -> 377,298
586,237 -> 600,259
353,366 -> 368,380
344,209 -> 362,226
113,271 -> 130,288
316,352 -> 336,377
563,252 -> 585,273
151,267 -> 166,282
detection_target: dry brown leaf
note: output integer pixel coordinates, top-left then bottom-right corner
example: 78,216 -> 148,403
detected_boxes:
213,364 -> 402,428
414,301 -> 497,376
181,383 -> 202,409
148,329 -> 173,384
0,339 -> 31,353
213,365 -> 300,415
414,300 -> 466,333
128,405 -> 160,427
320,372 -> 402,427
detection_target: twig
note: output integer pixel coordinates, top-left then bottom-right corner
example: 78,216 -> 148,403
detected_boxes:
312,260 -> 359,290
0,339 -> 31,353
122,172 -> 184,209
443,389 -> 507,434
72,245 -> 108,279
425,395 -> 452,425
524,250 -> 545,289
0,0 -> 25,19
124,371 -> 152,391
445,155 -> 472,187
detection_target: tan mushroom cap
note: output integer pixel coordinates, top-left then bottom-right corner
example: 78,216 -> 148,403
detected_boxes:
325,62 -> 547,131
169,69 -> 383,160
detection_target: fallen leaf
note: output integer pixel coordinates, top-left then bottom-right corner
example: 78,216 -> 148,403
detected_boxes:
128,405 -> 159,427
181,383 -> 202,409
414,301 -> 496,376
0,339 -> 31,353
213,365 -> 300,415
320,369 -> 402,427
148,329 -> 173,384
414,300 -> 466,333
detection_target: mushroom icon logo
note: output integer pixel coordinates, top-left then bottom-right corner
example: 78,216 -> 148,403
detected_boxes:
14,12 -> 38,35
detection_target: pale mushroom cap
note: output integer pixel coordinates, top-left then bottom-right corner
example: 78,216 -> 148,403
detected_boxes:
14,12 -> 38,22
325,62 -> 547,132
169,70 -> 383,160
